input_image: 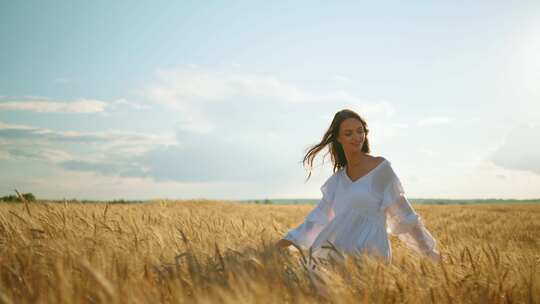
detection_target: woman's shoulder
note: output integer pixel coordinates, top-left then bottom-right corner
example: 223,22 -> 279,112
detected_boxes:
372,155 -> 393,168
372,157 -> 398,184
374,155 -> 389,165
321,166 -> 346,190
327,168 -> 343,182
320,169 -> 342,198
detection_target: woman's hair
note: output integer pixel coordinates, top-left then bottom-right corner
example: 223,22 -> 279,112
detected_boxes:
302,109 -> 371,181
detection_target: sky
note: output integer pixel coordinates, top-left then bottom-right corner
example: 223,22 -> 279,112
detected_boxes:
1,1 -> 540,200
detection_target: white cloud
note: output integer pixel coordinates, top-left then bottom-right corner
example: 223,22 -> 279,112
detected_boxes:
0,121 -> 36,130
59,126 -> 301,184
108,99 -> 151,111
0,121 -> 175,147
417,116 -> 452,127
0,99 -> 107,113
138,66 -> 398,135
418,148 -> 436,157
140,66 -> 391,108
140,66 -> 309,105
393,123 -> 409,129
2,148 -> 73,162
332,75 -> 352,83
0,121 -> 177,173
488,123 -> 540,175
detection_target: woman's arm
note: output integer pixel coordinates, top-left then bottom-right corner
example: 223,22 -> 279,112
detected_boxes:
279,173 -> 338,249
407,222 -> 441,261
383,174 -> 441,261
281,195 -> 335,248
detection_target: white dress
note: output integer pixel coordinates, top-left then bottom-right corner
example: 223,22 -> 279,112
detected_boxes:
283,158 -> 440,264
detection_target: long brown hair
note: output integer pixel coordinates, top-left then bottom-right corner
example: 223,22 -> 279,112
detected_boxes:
302,109 -> 371,181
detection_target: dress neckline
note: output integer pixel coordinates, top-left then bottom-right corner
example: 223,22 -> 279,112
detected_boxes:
343,158 -> 387,184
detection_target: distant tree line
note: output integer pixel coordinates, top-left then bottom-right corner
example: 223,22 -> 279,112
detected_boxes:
0,193 -> 36,202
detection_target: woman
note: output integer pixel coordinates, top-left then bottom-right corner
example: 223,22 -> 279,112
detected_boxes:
276,109 -> 441,264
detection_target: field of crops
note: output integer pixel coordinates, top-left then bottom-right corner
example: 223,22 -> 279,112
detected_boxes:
0,200 -> 538,303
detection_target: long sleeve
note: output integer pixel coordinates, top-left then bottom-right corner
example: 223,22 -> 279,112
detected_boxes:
283,174 -> 337,249
382,175 -> 441,261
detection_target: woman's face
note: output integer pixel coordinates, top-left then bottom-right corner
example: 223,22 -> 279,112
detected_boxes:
337,117 -> 366,153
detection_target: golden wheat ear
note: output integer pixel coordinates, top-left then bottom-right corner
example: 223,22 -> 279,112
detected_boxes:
15,189 -> 31,217
290,242 -> 307,266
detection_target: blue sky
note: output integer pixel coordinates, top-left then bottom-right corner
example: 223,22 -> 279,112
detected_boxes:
1,1 -> 540,200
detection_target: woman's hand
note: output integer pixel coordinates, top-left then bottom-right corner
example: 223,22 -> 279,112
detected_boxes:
427,250 -> 442,262
275,238 -> 294,249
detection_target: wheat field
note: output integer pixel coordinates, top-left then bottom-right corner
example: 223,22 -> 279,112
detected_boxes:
0,200 -> 538,303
